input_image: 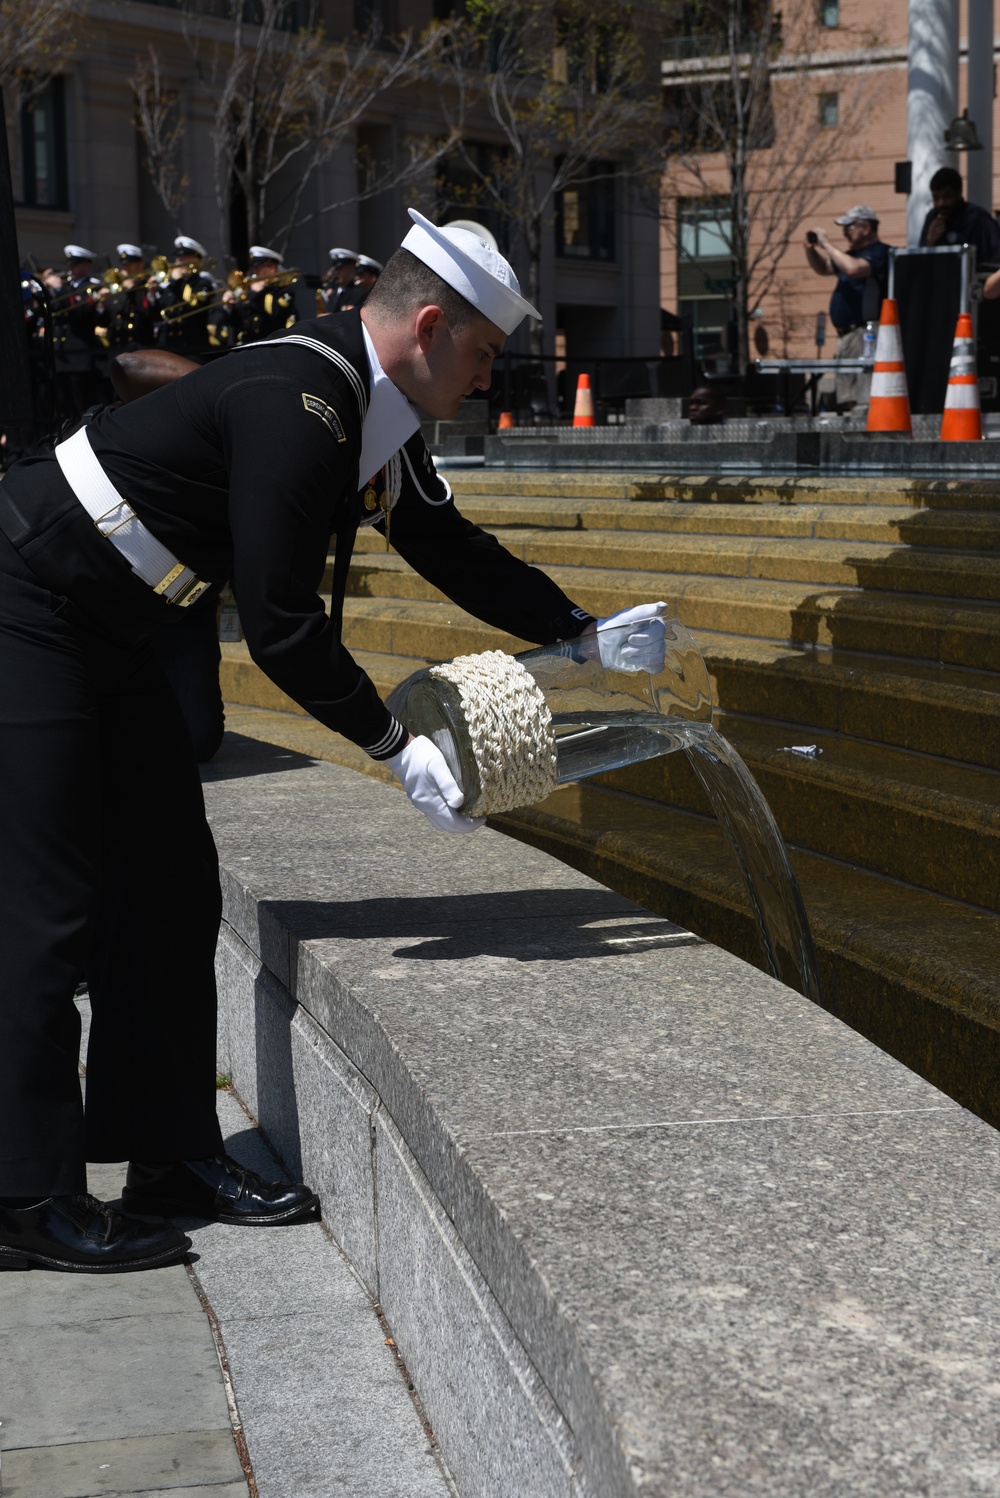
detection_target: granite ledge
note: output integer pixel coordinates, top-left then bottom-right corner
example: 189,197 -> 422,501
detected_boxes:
203,737 -> 1000,1498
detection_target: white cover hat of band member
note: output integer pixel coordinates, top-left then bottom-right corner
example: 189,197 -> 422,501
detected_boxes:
401,208 -> 540,334
64,244 -> 96,260
356,254 -> 383,273
116,243 -> 144,259
174,235 -> 207,257
248,244 -> 284,263
328,246 -> 358,263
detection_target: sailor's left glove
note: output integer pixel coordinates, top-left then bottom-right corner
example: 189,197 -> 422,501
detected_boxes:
386,735 -> 485,835
596,603 -> 668,674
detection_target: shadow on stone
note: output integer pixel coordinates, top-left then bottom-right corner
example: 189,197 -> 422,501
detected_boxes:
264,887 -> 702,964
201,732 -> 317,783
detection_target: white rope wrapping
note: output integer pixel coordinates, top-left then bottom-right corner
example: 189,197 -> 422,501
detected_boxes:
428,650 -> 558,817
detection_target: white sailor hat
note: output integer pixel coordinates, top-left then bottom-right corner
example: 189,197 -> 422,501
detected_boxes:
401,209 -> 540,335
355,254 -> 383,273
117,243 -> 144,260
64,244 -> 96,260
248,244 -> 284,263
173,235 -> 207,258
328,246 -> 358,263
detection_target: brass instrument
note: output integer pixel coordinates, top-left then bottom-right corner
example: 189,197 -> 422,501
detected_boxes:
148,255 -> 171,288
49,283 -> 100,317
227,269 -> 249,300
265,266 -> 301,288
157,286 -> 228,324
102,268 -> 125,294
242,266 -> 302,291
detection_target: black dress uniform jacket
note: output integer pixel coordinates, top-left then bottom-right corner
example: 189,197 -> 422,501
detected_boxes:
0,311 -> 591,1198
0,312 -> 592,758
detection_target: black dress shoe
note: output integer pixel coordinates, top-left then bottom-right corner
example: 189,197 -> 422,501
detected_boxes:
0,1195 -> 191,1273
123,1154 -> 320,1226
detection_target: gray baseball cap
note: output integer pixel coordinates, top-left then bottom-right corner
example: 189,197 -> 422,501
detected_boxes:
834,205 -> 879,226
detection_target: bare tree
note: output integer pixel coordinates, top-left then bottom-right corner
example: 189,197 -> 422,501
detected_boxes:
131,47 -> 189,230
443,0 -> 663,355
0,0 -> 76,103
0,0 -> 77,116
181,0 -> 464,256
660,0 -> 882,373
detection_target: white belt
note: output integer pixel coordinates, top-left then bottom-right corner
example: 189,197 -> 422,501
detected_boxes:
54,427 -> 210,607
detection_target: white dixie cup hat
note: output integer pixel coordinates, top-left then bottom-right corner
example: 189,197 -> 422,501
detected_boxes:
401,208 -> 541,335
174,235 -> 207,258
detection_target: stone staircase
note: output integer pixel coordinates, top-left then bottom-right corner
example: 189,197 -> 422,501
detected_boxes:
221,469 -> 1000,1127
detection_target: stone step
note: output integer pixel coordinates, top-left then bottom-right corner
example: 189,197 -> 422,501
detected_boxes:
352,524 -> 1000,601
340,551 -> 1000,673
445,469 -> 1000,511
219,703 -> 1000,1133
606,713 -> 1000,910
444,494 -> 1000,550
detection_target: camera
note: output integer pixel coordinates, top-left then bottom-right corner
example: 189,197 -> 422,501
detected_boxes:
806,231 -> 819,245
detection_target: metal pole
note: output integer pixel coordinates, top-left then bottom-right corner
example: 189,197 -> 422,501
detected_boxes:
907,0 -> 959,244
966,0 -> 995,214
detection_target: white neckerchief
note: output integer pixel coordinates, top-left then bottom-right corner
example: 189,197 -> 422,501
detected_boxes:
358,323 -> 421,488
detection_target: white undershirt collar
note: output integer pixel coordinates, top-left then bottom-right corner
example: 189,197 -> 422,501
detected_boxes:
358,323 -> 421,485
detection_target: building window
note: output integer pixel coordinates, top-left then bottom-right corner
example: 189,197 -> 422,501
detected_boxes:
677,197 -> 734,371
818,92 -> 839,127
354,0 -> 397,33
819,0 -> 839,25
555,169 -> 615,261
19,79 -> 68,210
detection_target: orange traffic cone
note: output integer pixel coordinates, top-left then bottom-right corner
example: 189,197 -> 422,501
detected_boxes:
866,298 -> 911,434
940,312 -> 982,441
497,410 -> 514,430
572,373 -> 595,427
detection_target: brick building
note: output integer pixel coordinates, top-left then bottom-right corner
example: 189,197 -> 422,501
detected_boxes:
659,0 -> 998,370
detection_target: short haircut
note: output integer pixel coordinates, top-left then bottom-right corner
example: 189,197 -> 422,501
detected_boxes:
363,248 -> 478,330
930,166 -> 963,193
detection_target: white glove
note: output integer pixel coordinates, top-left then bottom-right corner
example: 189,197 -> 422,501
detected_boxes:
386,735 -> 485,835
596,603 -> 668,674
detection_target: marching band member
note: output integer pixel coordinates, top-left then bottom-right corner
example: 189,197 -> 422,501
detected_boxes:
152,235 -> 223,358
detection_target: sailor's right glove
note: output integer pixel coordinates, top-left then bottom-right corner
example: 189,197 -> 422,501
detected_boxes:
386,735 -> 485,835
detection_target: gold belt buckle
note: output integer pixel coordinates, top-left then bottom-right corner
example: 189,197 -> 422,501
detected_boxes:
173,576 -> 211,608
154,564 -> 210,607
153,562 -> 186,596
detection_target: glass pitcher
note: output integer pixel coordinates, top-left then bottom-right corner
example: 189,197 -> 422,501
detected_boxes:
386,609 -> 714,818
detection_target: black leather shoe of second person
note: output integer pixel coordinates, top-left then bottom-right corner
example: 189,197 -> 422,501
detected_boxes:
0,1195 -> 191,1273
123,1155 -> 320,1226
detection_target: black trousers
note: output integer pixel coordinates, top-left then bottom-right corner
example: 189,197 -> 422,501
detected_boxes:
0,530 -> 224,1196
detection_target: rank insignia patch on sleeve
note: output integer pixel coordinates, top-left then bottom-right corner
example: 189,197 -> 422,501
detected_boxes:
302,393 -> 346,441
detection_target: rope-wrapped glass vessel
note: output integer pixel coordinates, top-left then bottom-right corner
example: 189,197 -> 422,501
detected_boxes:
386,610 -> 714,817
